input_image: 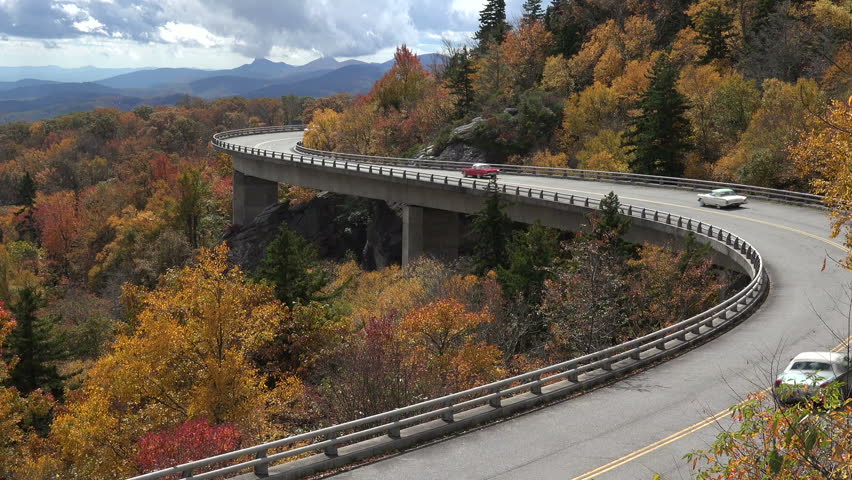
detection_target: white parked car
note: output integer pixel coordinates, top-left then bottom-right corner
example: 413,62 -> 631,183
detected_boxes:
697,188 -> 748,208
773,351 -> 851,405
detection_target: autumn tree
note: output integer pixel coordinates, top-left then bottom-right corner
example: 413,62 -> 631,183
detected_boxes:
716,78 -> 822,186
502,20 -> 555,95
254,223 -> 329,305
687,387 -> 851,479
628,235 -> 721,333
475,0 -> 510,47
303,108 -> 340,150
625,54 -> 692,177
470,181 -> 513,274
134,419 -> 242,474
400,298 -> 504,393
542,227 -> 633,357
791,99 -> 852,267
372,45 -> 429,112
50,245 -> 306,479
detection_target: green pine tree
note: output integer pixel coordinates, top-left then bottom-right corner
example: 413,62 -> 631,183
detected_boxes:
624,54 -> 692,177
589,192 -> 636,258
6,287 -> 67,398
474,0 -> 510,47
17,172 -> 36,208
696,4 -> 734,63
470,180 -> 514,274
496,224 -> 560,306
521,0 -> 544,24
445,46 -> 476,117
255,224 -> 329,305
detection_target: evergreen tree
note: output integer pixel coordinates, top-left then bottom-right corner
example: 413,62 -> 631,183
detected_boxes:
445,46 -> 476,117
592,192 -> 630,241
474,0 -> 509,48
497,224 -> 560,306
255,224 -> 329,305
16,172 -> 36,207
6,287 -> 67,397
521,0 -> 544,24
589,192 -> 635,257
544,0 -> 584,57
624,54 -> 692,177
696,4 -> 734,63
470,180 -> 513,274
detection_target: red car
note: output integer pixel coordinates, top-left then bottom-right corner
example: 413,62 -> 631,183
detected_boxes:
462,163 -> 500,179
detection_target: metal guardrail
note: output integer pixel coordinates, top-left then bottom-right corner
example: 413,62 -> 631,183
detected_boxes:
131,128 -> 769,480
293,143 -> 824,208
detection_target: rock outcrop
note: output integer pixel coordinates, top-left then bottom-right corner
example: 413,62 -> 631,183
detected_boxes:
225,192 -> 402,272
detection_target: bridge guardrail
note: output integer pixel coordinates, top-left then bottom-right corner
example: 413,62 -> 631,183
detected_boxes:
133,128 -> 769,480
292,143 -> 823,208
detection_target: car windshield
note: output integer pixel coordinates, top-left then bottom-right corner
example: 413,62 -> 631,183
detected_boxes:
472,163 -> 490,168
713,189 -> 735,196
790,361 -> 832,371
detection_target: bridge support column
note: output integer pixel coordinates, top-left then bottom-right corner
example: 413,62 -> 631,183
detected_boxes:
233,171 -> 278,226
402,205 -> 462,265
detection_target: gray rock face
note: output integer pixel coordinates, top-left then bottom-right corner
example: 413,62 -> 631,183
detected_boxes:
225,192 -> 402,272
435,142 -> 489,165
451,116 -> 483,142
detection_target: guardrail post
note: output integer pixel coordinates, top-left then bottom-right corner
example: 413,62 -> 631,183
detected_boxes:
601,359 -> 613,371
630,348 -> 641,360
567,370 -> 579,382
531,374 -> 542,394
489,387 -> 502,408
554,192 -> 558,201
324,432 -> 339,457
254,449 -> 269,477
444,177 -> 448,185
539,190 -> 544,199
641,208 -> 646,219
403,170 -> 407,179
628,205 -> 632,216
516,186 -> 520,195
584,198 -> 590,207
656,340 -> 667,351
388,415 -> 402,440
569,195 -> 574,205
654,211 -> 659,221
442,400 -> 455,423
430,174 -> 434,182
180,468 -> 193,478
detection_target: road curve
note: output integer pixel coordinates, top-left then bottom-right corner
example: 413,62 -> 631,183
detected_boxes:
228,131 -> 850,479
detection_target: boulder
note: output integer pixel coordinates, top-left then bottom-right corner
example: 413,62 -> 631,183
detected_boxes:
451,116 -> 483,142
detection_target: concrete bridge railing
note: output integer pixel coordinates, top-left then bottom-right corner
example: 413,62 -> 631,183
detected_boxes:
125,128 -> 770,480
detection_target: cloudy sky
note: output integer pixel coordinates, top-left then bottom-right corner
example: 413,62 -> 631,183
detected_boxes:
0,0 -> 527,69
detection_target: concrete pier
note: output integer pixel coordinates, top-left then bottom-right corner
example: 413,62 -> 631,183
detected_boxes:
403,205 -> 463,265
233,171 -> 278,226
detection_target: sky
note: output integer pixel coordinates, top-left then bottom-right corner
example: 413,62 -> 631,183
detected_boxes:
0,0 -> 528,69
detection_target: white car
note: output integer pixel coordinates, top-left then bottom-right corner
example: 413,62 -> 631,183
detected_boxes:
697,188 -> 748,208
773,351 -> 851,404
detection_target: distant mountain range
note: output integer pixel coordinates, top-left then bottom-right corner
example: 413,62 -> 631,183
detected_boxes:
0,54 -> 445,123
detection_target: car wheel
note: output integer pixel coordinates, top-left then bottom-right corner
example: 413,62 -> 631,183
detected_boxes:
698,199 -> 705,206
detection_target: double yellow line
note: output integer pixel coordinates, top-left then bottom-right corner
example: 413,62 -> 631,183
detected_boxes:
569,335 -> 852,480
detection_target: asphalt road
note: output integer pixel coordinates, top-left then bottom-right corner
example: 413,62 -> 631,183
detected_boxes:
227,132 -> 851,480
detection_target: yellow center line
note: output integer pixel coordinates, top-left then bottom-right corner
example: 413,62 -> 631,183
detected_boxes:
569,336 -> 852,480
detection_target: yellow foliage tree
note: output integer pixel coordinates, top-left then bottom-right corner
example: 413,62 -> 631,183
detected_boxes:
791,99 -> 852,267
50,245 -> 306,479
303,108 -> 340,150
530,149 -> 570,168
576,129 -> 631,172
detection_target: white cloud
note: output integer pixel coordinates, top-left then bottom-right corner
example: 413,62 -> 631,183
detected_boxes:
0,0 -> 528,68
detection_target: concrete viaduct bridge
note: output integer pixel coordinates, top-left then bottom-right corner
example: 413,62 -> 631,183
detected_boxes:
133,126 -> 850,480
